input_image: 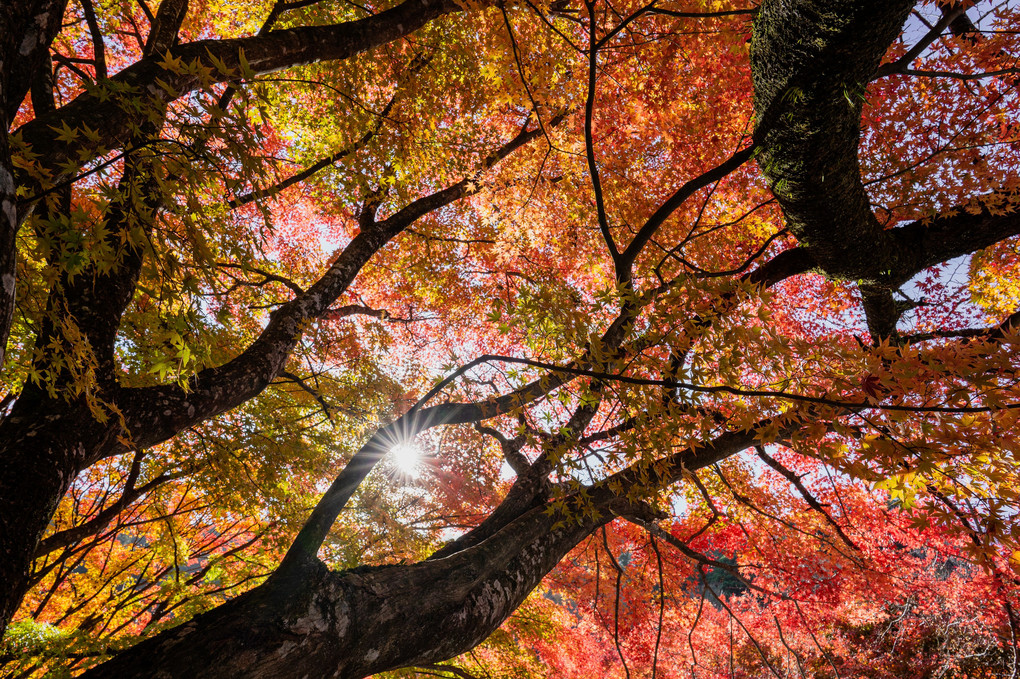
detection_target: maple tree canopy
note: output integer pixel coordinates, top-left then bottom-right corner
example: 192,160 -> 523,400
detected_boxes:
1,0 -> 1019,676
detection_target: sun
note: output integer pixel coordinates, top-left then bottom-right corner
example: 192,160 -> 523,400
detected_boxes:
389,443 -> 421,478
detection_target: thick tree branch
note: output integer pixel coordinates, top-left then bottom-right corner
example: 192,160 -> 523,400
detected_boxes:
0,0 -> 70,372
751,0 -> 914,283
943,5 -> 979,44
2,0 -> 69,122
900,311 -> 1020,344
82,499 -> 607,678
754,0 -> 913,279
144,0 -> 189,57
750,0 -> 1020,342
475,424 -> 529,475
743,245 -> 816,286
750,0 -> 914,339
891,202 -> 1020,275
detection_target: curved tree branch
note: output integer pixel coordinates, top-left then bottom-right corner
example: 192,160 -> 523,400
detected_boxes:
750,0 -> 913,339
751,0 -> 914,283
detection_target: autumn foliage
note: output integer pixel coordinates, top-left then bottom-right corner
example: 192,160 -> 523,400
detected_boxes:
1,0 -> 1019,677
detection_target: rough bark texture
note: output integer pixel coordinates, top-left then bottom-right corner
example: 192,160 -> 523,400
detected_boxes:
0,0 -> 69,372
750,0 -> 1020,339
0,399 -> 117,635
752,0 -> 915,339
751,0 -> 914,283
0,129 -> 15,372
0,0 -> 67,628
80,507 -> 598,679
1,0 -> 68,123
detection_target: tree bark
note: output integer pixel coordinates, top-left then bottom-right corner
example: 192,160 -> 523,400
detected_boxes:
751,0 -> 915,284
0,399 -> 117,638
81,505 -> 601,679
0,0 -> 70,372
750,0 -> 1020,339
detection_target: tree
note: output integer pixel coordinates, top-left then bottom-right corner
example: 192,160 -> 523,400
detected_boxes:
1,0 -> 1019,676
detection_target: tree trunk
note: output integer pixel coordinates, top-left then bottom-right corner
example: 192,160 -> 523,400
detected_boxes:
81,503 -> 604,679
0,396 -> 115,637
78,424 -> 759,678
